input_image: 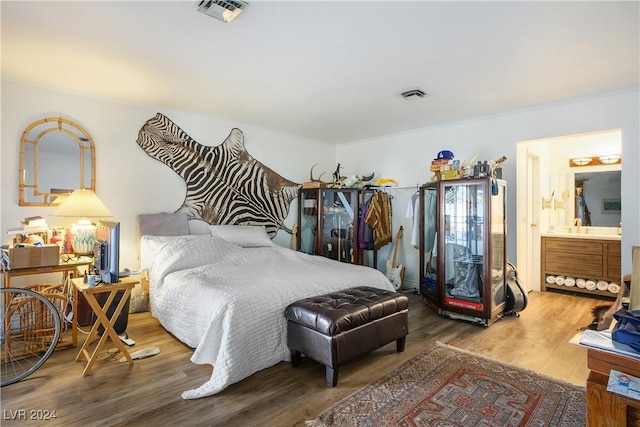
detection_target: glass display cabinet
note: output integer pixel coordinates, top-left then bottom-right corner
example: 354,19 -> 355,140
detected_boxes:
419,177 -> 507,326
297,188 -> 362,264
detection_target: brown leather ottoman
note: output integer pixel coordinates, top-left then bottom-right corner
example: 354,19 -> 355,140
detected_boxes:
284,286 -> 409,387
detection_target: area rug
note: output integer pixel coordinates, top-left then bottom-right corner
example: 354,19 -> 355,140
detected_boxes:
307,342 -> 586,427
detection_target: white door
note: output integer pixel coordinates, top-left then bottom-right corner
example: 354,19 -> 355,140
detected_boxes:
525,152 -> 540,292
516,144 -> 539,293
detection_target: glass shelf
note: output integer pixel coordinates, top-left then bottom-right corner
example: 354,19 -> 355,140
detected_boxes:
420,177 -> 507,326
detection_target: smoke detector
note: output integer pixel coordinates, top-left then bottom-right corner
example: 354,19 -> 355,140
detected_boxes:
197,0 -> 248,23
401,88 -> 426,99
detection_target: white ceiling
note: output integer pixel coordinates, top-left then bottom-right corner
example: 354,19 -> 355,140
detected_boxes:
2,1 -> 638,144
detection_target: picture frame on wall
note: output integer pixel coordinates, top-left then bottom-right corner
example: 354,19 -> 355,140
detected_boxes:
601,199 -> 621,214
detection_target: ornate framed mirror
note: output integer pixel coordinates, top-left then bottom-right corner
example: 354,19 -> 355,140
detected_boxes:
19,117 -> 95,206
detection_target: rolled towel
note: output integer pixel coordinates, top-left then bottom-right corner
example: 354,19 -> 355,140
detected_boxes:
555,276 -> 565,286
564,277 -> 576,287
546,275 -> 556,284
596,280 -> 609,291
608,282 -> 621,294
586,280 -> 597,290
576,278 -> 586,288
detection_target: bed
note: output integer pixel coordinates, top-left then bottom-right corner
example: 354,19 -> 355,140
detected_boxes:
139,218 -> 395,399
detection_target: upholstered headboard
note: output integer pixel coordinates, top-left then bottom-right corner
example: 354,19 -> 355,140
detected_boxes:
137,212 -> 189,237
136,212 -> 197,294
137,212 -> 211,237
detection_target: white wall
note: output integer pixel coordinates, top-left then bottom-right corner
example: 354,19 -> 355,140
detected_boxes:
3,80 -> 638,292
336,89 -> 640,290
1,80 -> 336,273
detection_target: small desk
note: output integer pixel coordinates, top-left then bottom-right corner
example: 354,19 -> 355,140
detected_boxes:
71,277 -> 138,376
586,348 -> 640,426
1,260 -> 93,288
2,260 -> 93,347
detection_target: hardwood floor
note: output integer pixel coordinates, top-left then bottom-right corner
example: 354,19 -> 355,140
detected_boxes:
1,289 -> 612,427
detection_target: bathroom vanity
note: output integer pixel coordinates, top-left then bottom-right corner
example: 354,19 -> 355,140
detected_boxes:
541,233 -> 621,298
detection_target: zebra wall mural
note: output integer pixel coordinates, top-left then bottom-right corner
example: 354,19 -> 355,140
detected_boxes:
136,113 -> 301,237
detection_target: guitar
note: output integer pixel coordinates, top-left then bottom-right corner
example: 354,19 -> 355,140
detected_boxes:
386,226 -> 405,290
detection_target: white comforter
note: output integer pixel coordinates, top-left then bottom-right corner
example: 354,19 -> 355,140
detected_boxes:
141,235 -> 394,399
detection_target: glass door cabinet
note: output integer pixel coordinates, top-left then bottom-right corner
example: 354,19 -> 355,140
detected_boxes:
298,188 -> 361,264
419,177 -> 507,326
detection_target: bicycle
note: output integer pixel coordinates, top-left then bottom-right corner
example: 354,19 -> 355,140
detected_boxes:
1,287 -> 62,386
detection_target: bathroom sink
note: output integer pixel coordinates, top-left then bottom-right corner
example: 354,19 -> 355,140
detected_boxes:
541,231 -> 621,240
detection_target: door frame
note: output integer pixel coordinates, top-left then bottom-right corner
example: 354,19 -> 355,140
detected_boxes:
516,144 -> 540,292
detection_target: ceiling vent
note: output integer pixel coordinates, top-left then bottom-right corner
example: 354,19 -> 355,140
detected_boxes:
401,88 -> 426,99
197,0 -> 248,23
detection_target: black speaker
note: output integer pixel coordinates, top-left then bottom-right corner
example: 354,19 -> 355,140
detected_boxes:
97,290 -> 130,335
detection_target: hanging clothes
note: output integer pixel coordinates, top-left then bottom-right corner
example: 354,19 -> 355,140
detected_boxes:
364,191 -> 392,249
423,190 -> 437,254
406,190 -> 436,250
359,199 -> 375,250
408,189 -> 437,274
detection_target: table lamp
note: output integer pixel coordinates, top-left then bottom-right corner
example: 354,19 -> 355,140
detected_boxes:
50,189 -> 113,254
51,193 -> 70,205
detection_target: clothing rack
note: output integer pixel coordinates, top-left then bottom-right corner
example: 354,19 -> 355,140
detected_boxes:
363,184 -> 422,196
359,187 -> 396,267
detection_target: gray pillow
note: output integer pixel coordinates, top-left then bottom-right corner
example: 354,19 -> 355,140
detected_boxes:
137,212 -> 189,237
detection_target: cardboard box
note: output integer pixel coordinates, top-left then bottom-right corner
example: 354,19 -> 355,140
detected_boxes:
302,181 -> 326,189
442,170 -> 460,180
8,245 -> 59,269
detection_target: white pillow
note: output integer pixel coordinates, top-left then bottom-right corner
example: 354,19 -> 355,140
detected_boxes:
207,225 -> 274,248
140,235 -> 204,271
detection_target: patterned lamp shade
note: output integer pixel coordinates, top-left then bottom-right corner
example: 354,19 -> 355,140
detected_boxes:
50,189 -> 113,254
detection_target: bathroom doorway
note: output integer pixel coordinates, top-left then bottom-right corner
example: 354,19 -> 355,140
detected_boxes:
516,129 -> 622,293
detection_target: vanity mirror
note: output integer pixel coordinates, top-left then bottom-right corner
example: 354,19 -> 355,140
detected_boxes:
574,170 -> 621,227
19,117 -> 95,206
547,168 -> 621,232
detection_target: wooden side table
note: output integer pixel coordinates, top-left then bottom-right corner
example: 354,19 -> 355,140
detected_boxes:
71,277 -> 138,376
586,348 -> 640,426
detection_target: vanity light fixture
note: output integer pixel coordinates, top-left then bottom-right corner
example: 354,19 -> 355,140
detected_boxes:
599,154 -> 622,165
569,154 -> 622,167
570,157 -> 593,166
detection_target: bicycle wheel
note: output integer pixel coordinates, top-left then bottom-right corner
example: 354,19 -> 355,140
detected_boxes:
1,287 -> 62,387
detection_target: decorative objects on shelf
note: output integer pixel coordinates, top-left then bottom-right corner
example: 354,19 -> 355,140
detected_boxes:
50,189 -> 113,255
302,164 -> 375,189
